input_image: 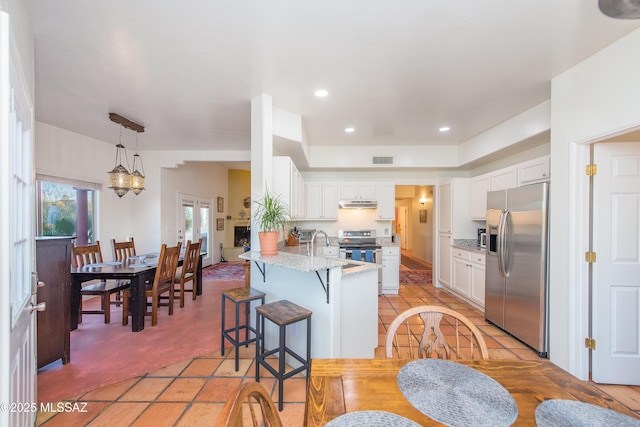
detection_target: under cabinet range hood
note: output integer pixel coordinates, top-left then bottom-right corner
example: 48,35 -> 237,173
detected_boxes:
338,199 -> 377,209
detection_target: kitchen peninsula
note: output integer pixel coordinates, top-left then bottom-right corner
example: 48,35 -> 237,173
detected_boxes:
239,247 -> 379,359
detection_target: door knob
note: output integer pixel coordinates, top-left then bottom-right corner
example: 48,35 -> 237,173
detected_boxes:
38,281 -> 45,288
28,302 -> 46,313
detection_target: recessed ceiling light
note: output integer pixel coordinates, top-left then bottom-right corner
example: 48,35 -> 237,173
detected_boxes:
439,126 -> 451,132
345,127 -> 355,133
315,89 -> 328,98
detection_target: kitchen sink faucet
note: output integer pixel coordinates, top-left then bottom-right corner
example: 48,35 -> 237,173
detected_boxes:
309,230 -> 330,256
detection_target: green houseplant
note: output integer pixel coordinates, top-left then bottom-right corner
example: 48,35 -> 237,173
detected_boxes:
253,188 -> 291,255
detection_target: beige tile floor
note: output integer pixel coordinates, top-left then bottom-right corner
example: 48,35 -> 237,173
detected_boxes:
37,283 -> 640,426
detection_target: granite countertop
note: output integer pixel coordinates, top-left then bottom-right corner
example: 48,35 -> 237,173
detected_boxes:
451,239 -> 486,253
377,237 -> 399,247
239,249 -> 379,276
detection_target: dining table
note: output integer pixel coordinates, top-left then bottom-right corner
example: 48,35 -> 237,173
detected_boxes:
70,251 -> 205,332
304,358 -> 639,426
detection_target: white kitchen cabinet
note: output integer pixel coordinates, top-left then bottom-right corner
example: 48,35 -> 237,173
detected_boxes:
470,257 -> 486,306
437,233 -> 452,288
381,246 -> 399,294
437,181 -> 452,233
451,248 -> 486,307
340,182 -> 377,200
437,179 -> 475,237
321,246 -> 339,258
518,155 -> 550,186
490,166 -> 517,191
305,182 -> 338,220
376,183 -> 395,220
273,156 -> 305,219
436,178 -> 475,290
470,174 -> 491,221
453,255 -> 471,296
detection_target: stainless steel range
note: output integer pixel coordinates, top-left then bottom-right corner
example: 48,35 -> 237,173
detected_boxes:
338,229 -> 381,256
338,230 -> 383,292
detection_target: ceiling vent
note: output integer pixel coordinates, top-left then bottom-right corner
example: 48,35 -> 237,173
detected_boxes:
373,156 -> 393,165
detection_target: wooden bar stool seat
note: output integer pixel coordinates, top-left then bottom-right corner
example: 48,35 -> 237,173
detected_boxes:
255,299 -> 312,411
221,286 -> 266,371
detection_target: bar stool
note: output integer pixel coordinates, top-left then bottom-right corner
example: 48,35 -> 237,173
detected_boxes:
221,286 -> 266,371
255,299 -> 312,411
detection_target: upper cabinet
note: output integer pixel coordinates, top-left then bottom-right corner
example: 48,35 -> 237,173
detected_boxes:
340,183 -> 378,200
305,182 -> 339,220
273,156 -> 305,219
470,155 -> 551,221
490,166 -> 517,191
437,178 -> 475,237
376,183 -> 395,220
518,155 -> 550,186
470,174 -> 491,221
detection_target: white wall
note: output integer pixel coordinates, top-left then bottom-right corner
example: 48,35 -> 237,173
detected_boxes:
550,28 -> 640,379
160,161 -> 229,258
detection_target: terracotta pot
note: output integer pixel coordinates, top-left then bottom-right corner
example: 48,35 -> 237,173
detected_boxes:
258,231 -> 279,256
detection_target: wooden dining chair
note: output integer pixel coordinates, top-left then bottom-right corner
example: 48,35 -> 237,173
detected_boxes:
172,238 -> 201,307
71,241 -> 130,324
110,237 -> 136,303
111,237 -> 136,261
122,242 -> 182,326
216,381 -> 283,427
385,305 -> 489,360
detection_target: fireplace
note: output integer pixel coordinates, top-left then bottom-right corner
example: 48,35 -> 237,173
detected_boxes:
234,226 -> 250,248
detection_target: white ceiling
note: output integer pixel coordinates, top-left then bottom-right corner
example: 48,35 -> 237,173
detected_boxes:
30,1 -> 640,157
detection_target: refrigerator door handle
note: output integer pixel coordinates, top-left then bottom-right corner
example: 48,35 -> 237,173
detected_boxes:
497,210 -> 506,278
502,210 -> 511,278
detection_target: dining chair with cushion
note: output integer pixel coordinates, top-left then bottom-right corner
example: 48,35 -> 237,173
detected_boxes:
71,241 -> 130,324
385,305 -> 489,360
172,238 -> 201,307
216,381 -> 283,427
111,237 -> 136,261
122,242 -> 182,326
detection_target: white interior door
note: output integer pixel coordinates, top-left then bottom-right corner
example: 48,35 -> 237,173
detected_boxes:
592,141 -> 640,384
1,12 -> 38,426
178,193 -> 212,267
397,206 -> 408,250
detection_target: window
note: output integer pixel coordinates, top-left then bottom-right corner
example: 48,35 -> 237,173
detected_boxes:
36,179 -> 98,245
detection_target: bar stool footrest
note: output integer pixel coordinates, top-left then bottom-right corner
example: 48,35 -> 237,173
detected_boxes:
222,324 -> 259,347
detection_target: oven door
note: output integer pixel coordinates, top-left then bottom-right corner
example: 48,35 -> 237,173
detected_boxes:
339,248 -> 381,263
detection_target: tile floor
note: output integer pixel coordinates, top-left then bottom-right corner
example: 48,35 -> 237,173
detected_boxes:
36,280 -> 640,426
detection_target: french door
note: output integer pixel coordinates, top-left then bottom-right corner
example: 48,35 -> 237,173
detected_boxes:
1,11 -> 38,426
178,193 -> 212,267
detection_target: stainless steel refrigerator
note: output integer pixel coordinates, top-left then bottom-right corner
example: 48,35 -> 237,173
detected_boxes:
485,182 -> 549,357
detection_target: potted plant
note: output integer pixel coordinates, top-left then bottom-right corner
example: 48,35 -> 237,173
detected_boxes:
253,188 -> 291,256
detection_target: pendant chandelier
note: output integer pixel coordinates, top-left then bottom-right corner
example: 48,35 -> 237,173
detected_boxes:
130,133 -> 146,195
107,113 -> 146,197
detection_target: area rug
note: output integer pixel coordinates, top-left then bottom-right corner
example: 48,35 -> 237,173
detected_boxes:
400,270 -> 432,285
401,255 -> 432,271
202,262 -> 246,281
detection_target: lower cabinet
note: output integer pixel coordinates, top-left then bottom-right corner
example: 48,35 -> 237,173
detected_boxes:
36,237 -> 73,368
321,246 -> 339,258
451,248 -> 485,308
381,246 -> 399,294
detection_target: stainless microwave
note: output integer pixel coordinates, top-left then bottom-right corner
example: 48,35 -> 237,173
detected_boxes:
480,232 -> 487,248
